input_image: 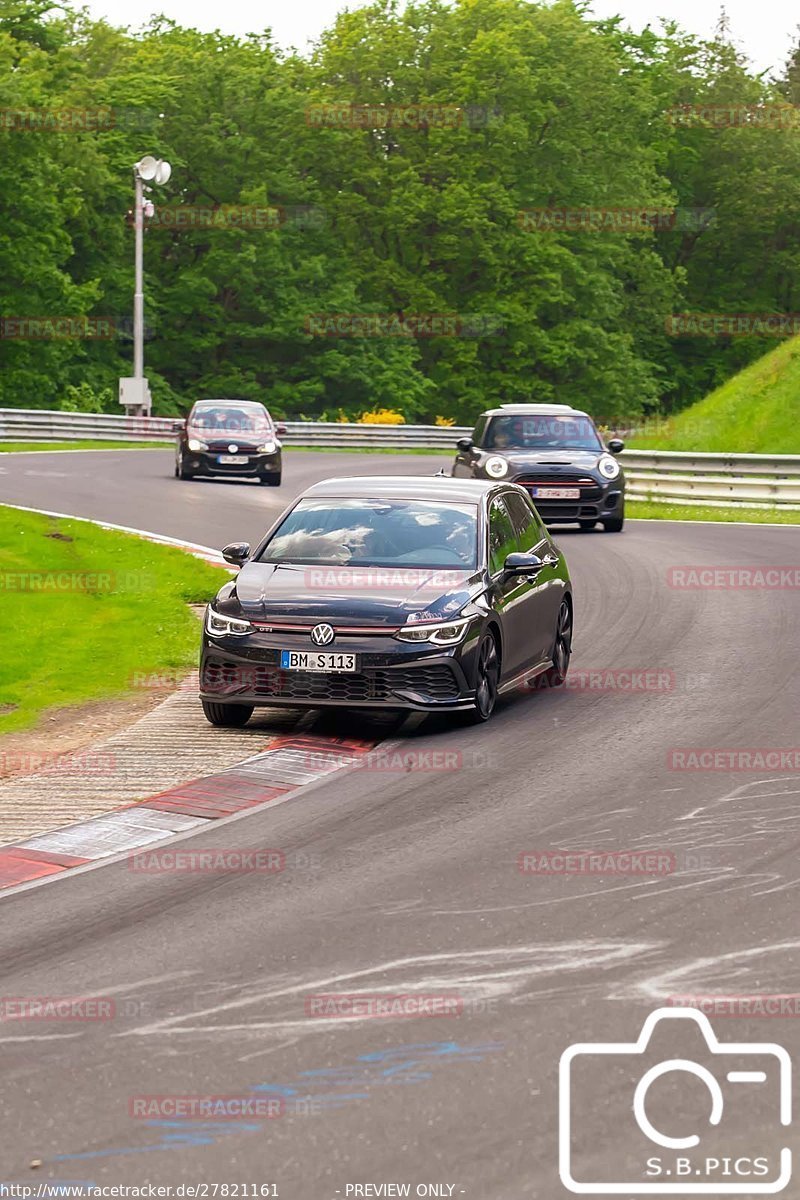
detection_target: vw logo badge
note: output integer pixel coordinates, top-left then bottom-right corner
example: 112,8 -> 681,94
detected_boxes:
311,623 -> 335,647
228,443 -> 238,453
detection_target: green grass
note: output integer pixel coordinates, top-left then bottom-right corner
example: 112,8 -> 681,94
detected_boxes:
628,500 -> 800,524
0,506 -> 226,735
0,440 -> 169,452
631,335 -> 800,452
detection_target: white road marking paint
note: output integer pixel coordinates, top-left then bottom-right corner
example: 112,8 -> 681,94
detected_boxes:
623,939 -> 800,1004
120,941 -> 658,1038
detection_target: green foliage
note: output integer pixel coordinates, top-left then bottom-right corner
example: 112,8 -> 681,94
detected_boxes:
1,0 -> 799,430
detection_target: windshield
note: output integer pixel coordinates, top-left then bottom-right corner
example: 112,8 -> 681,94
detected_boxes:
257,498 -> 478,569
483,413 -> 603,452
189,405 -> 271,435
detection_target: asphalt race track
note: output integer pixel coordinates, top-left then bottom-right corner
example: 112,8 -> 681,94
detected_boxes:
1,449 -> 800,1196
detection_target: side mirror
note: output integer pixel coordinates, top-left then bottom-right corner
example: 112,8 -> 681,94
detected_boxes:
607,438 -> 625,454
456,437 -> 474,454
275,423 -> 287,437
503,551 -> 544,575
172,420 -> 185,433
221,541 -> 251,566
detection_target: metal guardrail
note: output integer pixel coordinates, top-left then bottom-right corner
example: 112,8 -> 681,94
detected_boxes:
1,408 -> 798,507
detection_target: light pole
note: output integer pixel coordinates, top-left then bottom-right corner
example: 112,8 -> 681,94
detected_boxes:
119,155 -> 172,418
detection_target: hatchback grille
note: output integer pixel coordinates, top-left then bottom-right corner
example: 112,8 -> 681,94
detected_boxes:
203,662 -> 460,702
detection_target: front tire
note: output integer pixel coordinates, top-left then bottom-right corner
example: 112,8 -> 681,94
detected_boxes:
177,451 -> 195,480
201,700 -> 254,727
461,631 -> 500,724
536,599 -> 573,689
260,471 -> 281,486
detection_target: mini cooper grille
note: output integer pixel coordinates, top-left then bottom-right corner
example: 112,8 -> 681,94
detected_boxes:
203,662 -> 460,702
516,474 -> 601,494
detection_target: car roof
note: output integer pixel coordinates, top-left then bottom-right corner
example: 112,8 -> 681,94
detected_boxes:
302,475 -> 499,503
193,399 -> 266,408
481,403 -> 590,418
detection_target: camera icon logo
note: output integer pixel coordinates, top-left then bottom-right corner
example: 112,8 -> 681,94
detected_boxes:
559,1007 -> 792,1194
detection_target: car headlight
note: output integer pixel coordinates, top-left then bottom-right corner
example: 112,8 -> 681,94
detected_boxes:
598,454 -> 621,480
206,608 -> 253,637
484,455 -> 509,479
395,618 -> 471,645
188,437 -> 208,452
257,441 -> 276,453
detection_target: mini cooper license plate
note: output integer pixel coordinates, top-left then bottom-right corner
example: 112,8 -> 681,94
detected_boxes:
530,486 -> 581,500
280,651 -> 357,672
218,454 -> 249,464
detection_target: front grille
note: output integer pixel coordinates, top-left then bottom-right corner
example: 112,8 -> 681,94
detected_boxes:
203,662 -> 460,702
515,474 -> 602,499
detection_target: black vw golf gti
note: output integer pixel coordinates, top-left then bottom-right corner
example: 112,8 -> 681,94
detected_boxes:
200,476 -> 573,726
452,403 -> 626,531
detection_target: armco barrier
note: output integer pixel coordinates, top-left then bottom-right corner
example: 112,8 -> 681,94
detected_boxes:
1,408 -> 798,507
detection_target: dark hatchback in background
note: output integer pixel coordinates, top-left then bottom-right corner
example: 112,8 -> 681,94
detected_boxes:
452,403 -> 626,531
174,399 -> 285,485
199,475 -> 573,727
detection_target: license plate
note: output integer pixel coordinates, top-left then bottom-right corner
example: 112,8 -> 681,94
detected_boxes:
530,486 -> 581,500
218,454 -> 249,464
280,651 -> 357,672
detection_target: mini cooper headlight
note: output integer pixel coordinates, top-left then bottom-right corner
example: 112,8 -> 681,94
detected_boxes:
484,455 -> 509,479
206,608 -> 253,637
395,618 -> 471,645
598,454 -> 621,480
188,437 -> 209,452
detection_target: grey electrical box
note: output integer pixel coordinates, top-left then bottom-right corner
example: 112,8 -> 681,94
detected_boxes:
119,376 -> 152,416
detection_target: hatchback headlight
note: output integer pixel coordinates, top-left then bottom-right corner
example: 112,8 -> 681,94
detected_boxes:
484,455 -> 508,479
395,618 -> 470,645
257,441 -> 276,453
598,454 -> 621,479
188,437 -> 208,452
206,608 -> 253,637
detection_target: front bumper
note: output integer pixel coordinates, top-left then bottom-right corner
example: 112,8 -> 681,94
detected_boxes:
187,450 -> 281,477
199,628 -> 479,711
512,474 -> 624,523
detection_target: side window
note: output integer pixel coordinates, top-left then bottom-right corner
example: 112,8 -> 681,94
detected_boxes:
505,490 -> 544,552
488,496 -> 518,575
472,416 -> 487,447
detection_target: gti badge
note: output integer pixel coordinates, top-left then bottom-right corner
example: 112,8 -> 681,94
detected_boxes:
310,623 -> 335,646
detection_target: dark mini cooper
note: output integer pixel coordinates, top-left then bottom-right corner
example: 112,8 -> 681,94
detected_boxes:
452,403 -> 626,531
200,476 -> 573,726
175,399 -> 284,485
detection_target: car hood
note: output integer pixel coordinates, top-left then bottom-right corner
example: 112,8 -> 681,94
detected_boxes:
230,562 -> 482,627
485,449 -> 605,472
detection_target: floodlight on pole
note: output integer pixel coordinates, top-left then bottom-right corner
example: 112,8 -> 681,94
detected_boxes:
118,156 -> 172,418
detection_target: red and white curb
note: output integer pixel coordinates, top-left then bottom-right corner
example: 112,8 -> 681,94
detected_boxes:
0,734 -> 377,891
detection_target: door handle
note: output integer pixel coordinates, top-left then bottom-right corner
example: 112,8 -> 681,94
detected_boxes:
540,553 -> 559,567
